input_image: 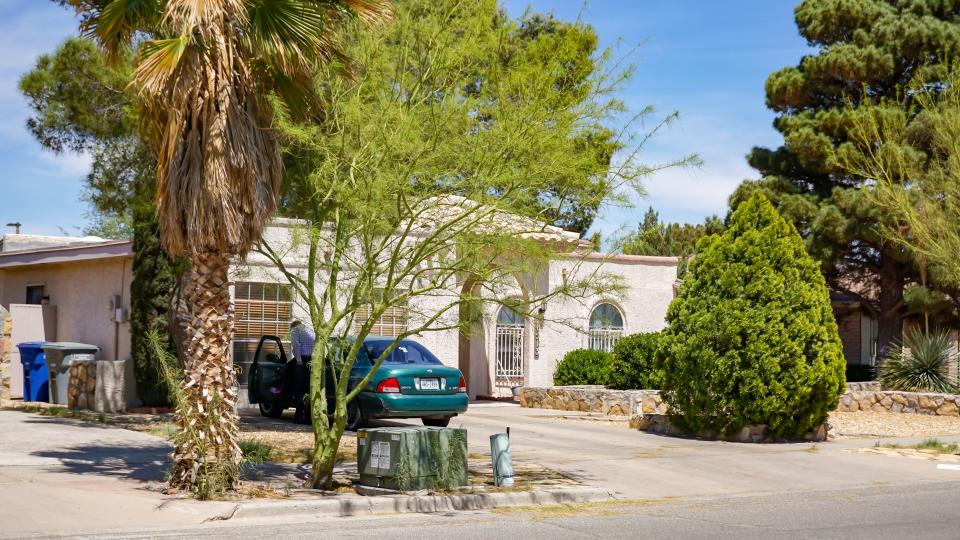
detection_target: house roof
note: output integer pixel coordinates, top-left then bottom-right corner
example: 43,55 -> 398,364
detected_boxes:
0,240 -> 132,269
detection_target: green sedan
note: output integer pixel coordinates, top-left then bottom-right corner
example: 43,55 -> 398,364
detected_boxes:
247,336 -> 468,429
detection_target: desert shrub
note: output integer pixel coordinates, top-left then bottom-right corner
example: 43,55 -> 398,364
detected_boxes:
659,194 -> 846,440
553,348 -> 613,386
609,332 -> 663,389
879,330 -> 959,393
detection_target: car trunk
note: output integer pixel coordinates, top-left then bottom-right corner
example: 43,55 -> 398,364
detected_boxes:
388,366 -> 461,395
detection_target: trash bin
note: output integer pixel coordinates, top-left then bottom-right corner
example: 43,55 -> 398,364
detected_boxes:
41,342 -> 100,405
16,342 -> 49,402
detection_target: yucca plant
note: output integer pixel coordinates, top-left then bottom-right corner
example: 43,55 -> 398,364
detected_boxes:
879,330 -> 960,394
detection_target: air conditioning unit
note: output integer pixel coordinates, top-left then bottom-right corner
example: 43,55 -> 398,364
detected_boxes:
357,426 -> 468,491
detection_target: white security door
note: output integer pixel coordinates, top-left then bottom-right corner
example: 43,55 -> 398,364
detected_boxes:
495,306 -> 524,388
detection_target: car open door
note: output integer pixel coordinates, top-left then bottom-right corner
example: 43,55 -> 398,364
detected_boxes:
247,336 -> 289,411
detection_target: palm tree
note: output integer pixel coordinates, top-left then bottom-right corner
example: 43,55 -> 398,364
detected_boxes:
64,0 -> 390,492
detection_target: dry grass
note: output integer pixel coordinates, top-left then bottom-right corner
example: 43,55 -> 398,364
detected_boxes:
237,429 -> 357,464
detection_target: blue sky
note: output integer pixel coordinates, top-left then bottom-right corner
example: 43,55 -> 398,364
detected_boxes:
0,1 -> 811,238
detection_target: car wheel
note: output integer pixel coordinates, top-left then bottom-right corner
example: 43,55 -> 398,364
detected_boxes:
422,417 -> 451,428
259,402 -> 285,419
346,401 -> 365,431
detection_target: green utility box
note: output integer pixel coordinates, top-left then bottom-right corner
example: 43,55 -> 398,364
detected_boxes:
357,427 -> 468,491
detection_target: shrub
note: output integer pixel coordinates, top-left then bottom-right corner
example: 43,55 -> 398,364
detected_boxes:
553,349 -> 613,386
879,330 -> 959,393
609,332 -> 663,389
659,194 -> 846,440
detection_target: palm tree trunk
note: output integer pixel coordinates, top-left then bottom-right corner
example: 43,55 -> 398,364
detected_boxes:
168,251 -> 241,495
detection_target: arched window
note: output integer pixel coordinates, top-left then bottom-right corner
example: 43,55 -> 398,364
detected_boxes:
495,306 -> 525,387
589,303 -> 624,352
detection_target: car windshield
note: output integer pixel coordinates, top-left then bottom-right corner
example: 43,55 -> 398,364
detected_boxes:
364,340 -> 442,365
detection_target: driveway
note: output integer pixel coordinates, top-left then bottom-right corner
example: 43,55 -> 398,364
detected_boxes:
381,402 -> 960,499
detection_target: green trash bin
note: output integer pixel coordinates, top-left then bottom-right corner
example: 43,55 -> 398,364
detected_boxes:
41,342 -> 101,406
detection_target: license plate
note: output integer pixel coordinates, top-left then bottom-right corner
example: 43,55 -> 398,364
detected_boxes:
419,378 -> 440,390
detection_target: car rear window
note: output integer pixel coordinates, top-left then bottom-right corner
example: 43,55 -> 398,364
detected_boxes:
365,340 -> 442,365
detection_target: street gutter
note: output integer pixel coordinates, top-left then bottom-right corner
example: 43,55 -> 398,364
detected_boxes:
162,486 -> 615,521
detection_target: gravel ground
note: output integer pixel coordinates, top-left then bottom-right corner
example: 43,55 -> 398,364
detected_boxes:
829,411 -> 960,439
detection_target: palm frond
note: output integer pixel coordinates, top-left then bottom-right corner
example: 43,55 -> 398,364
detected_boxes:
84,0 -> 162,61
134,35 -> 190,93
162,0 -> 248,38
244,0 -> 390,115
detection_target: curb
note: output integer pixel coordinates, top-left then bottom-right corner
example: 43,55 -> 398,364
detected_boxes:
165,487 -> 615,521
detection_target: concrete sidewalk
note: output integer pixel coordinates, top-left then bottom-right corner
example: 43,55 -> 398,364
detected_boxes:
0,411 -> 233,537
3,404 -> 960,537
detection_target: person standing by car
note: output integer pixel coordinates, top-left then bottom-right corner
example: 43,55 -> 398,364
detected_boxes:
289,320 -> 315,423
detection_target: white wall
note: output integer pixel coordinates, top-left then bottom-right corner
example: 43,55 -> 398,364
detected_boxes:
527,255 -> 677,388
238,222 -> 679,396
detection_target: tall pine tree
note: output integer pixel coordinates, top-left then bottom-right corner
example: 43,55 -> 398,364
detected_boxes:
732,0 -> 960,359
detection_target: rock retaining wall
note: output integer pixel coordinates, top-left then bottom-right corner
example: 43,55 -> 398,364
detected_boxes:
520,382 -> 960,418
630,414 -> 828,443
519,386 -> 667,417
0,313 -> 10,401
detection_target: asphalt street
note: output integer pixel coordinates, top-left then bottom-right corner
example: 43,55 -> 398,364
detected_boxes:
79,480 -> 960,540
3,404 -> 960,538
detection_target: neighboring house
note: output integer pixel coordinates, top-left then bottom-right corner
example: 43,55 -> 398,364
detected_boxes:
0,221 -> 678,405
831,291 -> 878,367
0,236 -> 133,401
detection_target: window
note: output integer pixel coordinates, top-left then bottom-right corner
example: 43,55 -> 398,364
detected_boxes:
233,282 -> 293,383
26,285 -> 45,305
364,340 -> 442,365
589,303 -> 624,352
352,288 -> 408,337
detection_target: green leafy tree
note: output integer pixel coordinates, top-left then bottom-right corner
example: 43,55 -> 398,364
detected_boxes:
621,207 -> 723,257
619,208 -> 723,277
660,194 -> 846,440
260,0 -> 682,488
832,69 -> 960,333
732,0 -> 960,359
19,38 -> 177,407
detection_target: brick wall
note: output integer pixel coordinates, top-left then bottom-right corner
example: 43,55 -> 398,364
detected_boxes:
837,311 -> 862,364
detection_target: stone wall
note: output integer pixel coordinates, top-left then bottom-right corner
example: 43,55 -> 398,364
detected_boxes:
630,414 -> 828,443
520,381 -> 960,418
1,312 -> 10,401
519,385 -> 667,417
837,389 -> 960,416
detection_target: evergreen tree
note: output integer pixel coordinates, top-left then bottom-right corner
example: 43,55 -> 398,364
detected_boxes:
20,38 -> 177,406
732,0 -> 960,359
621,207 -> 723,257
660,194 -> 846,440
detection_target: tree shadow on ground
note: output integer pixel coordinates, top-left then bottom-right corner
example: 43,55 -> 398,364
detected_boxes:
30,441 -> 170,483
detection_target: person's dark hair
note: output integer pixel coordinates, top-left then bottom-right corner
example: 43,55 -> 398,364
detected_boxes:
290,320 -> 302,329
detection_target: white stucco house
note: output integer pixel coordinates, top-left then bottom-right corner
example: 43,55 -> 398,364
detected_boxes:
0,216 -> 677,405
